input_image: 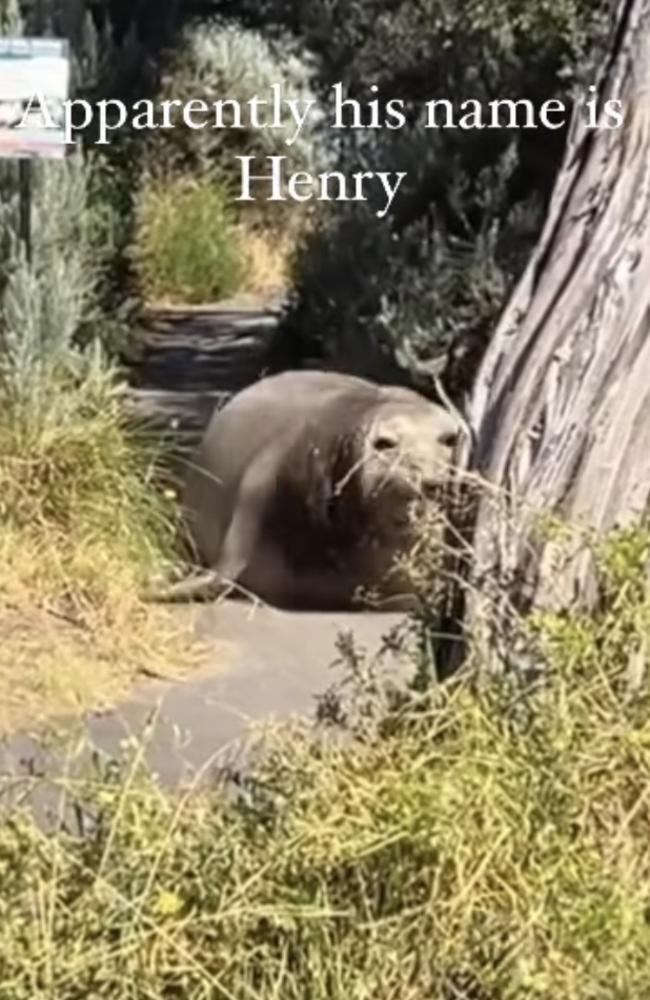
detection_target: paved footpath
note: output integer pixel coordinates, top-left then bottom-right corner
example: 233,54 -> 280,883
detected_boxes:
0,302 -> 410,810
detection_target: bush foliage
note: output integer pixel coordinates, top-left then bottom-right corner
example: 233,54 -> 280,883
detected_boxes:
132,176 -> 246,304
261,0 -> 612,387
126,17 -> 329,304
148,18 -> 331,189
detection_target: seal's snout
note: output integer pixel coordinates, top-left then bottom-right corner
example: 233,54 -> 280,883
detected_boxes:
421,478 -> 444,501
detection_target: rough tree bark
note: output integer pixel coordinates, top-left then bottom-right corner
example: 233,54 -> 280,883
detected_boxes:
463,0 -> 650,639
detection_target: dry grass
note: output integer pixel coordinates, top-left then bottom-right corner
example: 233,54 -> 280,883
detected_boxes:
0,383 -> 201,736
0,525 -> 649,998
236,211 -> 312,300
0,532 -> 199,735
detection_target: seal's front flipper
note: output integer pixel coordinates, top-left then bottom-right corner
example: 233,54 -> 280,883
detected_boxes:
143,568 -> 226,604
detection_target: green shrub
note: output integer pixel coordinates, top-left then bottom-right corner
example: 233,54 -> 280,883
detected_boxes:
1,528 -> 649,997
272,140 -> 534,390
0,149 -> 114,433
134,17 -> 331,304
132,176 -> 246,304
263,0 -> 611,388
146,19 -> 332,213
231,0 -> 611,100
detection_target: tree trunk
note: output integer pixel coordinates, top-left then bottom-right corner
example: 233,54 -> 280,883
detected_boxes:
462,0 -> 650,642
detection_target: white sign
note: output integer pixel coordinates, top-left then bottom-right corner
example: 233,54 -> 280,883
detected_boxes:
0,37 -> 69,159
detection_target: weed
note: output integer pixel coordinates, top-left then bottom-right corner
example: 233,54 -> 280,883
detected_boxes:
132,177 -> 246,304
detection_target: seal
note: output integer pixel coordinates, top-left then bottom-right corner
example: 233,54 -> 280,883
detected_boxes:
164,370 -> 461,609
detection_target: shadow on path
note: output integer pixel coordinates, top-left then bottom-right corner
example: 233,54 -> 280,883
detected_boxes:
126,303 -> 279,465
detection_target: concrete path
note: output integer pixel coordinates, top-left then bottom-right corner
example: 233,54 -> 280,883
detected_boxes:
0,301 -> 413,812
0,601 -> 409,833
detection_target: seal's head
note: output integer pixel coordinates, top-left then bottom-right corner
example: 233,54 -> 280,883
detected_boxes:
265,380 -> 462,571
357,391 -> 460,511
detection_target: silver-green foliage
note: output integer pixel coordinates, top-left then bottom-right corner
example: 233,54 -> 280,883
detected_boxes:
0,153 -> 111,437
152,18 -> 333,182
0,5 -> 122,439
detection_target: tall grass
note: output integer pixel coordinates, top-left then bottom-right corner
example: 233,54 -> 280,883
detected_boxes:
0,151 -> 194,732
0,527 -> 649,997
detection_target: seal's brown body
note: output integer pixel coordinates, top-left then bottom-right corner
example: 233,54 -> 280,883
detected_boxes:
182,370 -> 459,610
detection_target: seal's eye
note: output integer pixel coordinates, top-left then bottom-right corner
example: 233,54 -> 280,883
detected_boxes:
373,434 -> 398,452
